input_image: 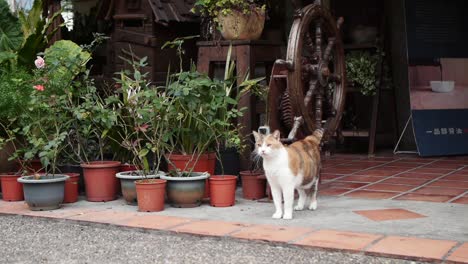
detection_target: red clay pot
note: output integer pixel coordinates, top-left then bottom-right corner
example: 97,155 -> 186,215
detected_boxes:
63,173 -> 80,203
135,179 -> 167,212
240,171 -> 266,200
119,164 -> 138,172
80,161 -> 121,202
0,173 -> 24,201
167,153 -> 216,198
209,175 -> 237,207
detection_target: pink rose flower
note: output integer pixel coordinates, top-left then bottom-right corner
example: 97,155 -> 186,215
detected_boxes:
33,85 -> 44,91
34,56 -> 45,69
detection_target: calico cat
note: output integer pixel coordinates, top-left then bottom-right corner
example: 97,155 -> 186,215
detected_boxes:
253,129 -> 323,220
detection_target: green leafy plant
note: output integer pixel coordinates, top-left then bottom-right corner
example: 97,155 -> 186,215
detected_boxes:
192,0 -> 265,24
105,55 -> 173,176
345,50 -> 381,96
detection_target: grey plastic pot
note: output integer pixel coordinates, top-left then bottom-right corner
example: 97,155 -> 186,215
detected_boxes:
115,170 -> 162,205
17,174 -> 69,211
160,172 -> 210,208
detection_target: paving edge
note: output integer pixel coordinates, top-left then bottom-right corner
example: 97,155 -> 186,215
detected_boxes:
0,210 -> 466,264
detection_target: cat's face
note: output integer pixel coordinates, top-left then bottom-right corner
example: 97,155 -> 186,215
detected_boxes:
252,130 -> 282,158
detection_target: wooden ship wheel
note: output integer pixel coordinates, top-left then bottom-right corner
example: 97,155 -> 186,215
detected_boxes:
267,0 -> 346,145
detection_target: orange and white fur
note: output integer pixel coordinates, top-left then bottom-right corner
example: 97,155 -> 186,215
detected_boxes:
253,129 -> 322,220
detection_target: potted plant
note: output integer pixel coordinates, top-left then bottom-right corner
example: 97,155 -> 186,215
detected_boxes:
107,55 -> 169,210
345,50 -> 381,96
193,0 -> 266,40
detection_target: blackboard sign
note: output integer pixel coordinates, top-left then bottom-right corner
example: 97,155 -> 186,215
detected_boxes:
405,0 -> 468,63
412,109 -> 468,156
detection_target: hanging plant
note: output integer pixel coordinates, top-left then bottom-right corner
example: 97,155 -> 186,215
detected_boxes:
345,50 -> 381,96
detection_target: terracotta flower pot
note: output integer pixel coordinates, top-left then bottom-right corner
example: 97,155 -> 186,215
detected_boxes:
167,153 -> 216,198
240,171 -> 266,200
0,173 -> 24,201
116,171 -> 161,205
135,179 -> 167,212
80,161 -> 121,202
63,173 -> 80,203
119,164 -> 138,172
209,175 -> 237,207
217,8 -> 265,40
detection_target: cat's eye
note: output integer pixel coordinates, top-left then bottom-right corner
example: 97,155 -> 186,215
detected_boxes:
267,144 -> 271,147
257,144 -> 261,147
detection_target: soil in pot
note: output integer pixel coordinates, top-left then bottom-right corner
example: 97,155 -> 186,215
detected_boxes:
160,172 -> 209,208
18,174 -> 69,211
116,171 -> 161,205
135,179 -> 167,212
209,175 -> 237,207
63,173 -> 80,203
81,161 -> 121,202
240,171 -> 266,200
0,173 -> 24,201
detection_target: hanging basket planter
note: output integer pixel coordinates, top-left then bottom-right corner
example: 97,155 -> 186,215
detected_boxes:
217,8 -> 265,40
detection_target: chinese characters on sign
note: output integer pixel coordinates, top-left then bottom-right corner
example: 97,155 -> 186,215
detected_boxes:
426,128 -> 465,135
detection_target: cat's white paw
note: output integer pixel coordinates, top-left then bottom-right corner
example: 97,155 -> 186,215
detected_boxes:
294,204 -> 304,211
282,213 -> 293,220
309,200 -> 317,211
272,212 -> 282,219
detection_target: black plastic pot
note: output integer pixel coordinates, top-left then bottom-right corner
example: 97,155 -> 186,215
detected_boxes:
214,147 -> 240,176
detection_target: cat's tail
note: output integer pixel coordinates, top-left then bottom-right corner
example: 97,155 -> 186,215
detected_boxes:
305,128 -> 324,145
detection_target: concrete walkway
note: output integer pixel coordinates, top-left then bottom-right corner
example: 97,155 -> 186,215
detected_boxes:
1,191 -> 467,263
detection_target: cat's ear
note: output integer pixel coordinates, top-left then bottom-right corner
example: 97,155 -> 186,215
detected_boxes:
272,130 -> 281,141
252,131 -> 261,142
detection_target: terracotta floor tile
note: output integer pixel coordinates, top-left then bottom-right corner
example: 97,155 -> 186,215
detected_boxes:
451,197 -> 468,204
345,190 -> 396,199
426,180 -> 468,189
385,162 -> 422,168
319,188 -> 350,196
411,168 -> 454,174
354,170 -> 401,177
367,236 -> 457,261
398,172 -> 445,179
363,184 -> 415,192
353,208 -> 426,222
321,168 -> 357,175
294,229 -> 382,252
412,187 -> 465,196
325,182 -> 369,189
67,210 -> 137,224
443,174 -> 468,181
171,220 -> 250,236
380,177 -> 429,186
321,173 -> 343,181
339,175 -> 386,183
377,166 -> 413,171
0,201 -> 29,214
120,215 -> 193,230
423,163 -> 464,169
22,207 -> 104,219
447,242 -> 468,263
230,225 -> 313,243
394,193 -> 454,203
